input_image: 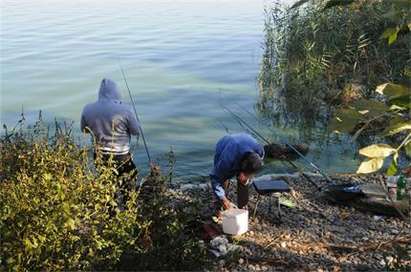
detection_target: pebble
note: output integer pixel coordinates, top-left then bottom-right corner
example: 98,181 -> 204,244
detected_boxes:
193,173 -> 410,270
375,254 -> 383,260
390,229 -> 399,234
385,256 -> 394,265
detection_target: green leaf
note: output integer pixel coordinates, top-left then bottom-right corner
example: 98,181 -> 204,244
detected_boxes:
405,141 -> 411,157
381,27 -> 400,45
384,121 -> 411,136
352,99 -> 388,117
356,158 -> 384,174
376,83 -> 411,97
386,153 -> 399,176
64,218 -> 76,231
323,0 -> 354,10
389,104 -> 407,111
290,0 -> 311,9
359,144 -> 396,158
23,237 -> 38,250
389,95 -> 411,109
329,108 -> 362,133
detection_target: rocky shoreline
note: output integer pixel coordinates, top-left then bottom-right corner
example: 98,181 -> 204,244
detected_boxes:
170,172 -> 411,271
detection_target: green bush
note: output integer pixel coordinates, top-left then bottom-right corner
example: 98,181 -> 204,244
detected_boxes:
0,117 -> 209,271
117,163 -> 209,270
0,120 -> 149,271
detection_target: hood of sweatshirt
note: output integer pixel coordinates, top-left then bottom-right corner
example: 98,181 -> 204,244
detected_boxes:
98,78 -> 122,101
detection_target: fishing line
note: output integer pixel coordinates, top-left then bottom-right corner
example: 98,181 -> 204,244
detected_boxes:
119,63 -> 152,165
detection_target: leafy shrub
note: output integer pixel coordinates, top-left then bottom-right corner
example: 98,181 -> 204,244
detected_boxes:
0,116 -> 209,271
117,163 -> 209,271
0,119 -> 149,271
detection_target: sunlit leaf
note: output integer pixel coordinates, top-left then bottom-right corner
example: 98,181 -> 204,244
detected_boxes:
352,99 -> 388,117
381,27 -> 400,45
290,0 -> 311,9
64,218 -> 76,231
384,121 -> 411,135
389,104 -> 407,111
329,108 -> 362,133
386,153 -> 398,176
359,144 -> 396,158
356,158 -> 384,174
376,83 -> 411,97
23,237 -> 38,250
389,95 -> 411,109
405,141 -> 411,157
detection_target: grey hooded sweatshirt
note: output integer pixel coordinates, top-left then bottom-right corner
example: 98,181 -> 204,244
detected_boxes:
81,78 -> 140,155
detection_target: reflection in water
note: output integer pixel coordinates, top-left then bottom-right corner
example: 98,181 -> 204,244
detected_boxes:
257,3 -> 333,142
255,4 -> 359,174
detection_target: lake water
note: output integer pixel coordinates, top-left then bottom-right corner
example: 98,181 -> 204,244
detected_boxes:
0,0 -> 359,180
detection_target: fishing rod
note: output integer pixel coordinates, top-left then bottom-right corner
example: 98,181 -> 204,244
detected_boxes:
222,105 -> 327,189
119,64 -> 152,165
283,142 -> 332,183
222,105 -> 271,145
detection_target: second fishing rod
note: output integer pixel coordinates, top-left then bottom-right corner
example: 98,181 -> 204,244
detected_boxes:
222,105 -> 333,189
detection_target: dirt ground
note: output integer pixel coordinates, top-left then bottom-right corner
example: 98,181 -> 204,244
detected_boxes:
174,172 -> 411,271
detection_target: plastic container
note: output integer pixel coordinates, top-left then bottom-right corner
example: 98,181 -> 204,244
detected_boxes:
222,208 -> 248,235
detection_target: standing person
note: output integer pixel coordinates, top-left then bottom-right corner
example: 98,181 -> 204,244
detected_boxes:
81,78 -> 140,205
210,133 -> 265,218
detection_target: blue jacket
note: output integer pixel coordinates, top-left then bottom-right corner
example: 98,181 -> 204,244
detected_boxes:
210,133 -> 264,199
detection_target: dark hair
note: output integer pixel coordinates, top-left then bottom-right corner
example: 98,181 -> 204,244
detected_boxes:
240,152 -> 263,174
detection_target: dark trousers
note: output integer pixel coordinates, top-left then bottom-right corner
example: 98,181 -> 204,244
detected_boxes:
94,152 -> 138,206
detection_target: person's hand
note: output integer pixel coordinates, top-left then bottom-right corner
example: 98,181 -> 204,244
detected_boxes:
237,172 -> 252,185
222,197 -> 234,210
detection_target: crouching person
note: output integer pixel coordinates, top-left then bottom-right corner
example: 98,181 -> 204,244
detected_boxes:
210,133 -> 264,219
81,78 -> 140,207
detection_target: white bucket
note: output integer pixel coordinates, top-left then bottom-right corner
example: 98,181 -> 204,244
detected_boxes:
222,208 -> 248,235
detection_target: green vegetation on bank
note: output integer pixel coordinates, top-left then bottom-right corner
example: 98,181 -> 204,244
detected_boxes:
0,116 -> 208,271
259,0 -> 410,173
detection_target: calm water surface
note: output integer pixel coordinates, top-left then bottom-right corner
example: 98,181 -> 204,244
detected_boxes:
1,0 -> 359,180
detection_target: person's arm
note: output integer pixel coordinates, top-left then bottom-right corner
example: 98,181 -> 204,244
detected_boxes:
221,196 -> 233,210
211,176 -> 226,200
126,109 -> 141,136
80,111 -> 89,133
211,175 -> 234,209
